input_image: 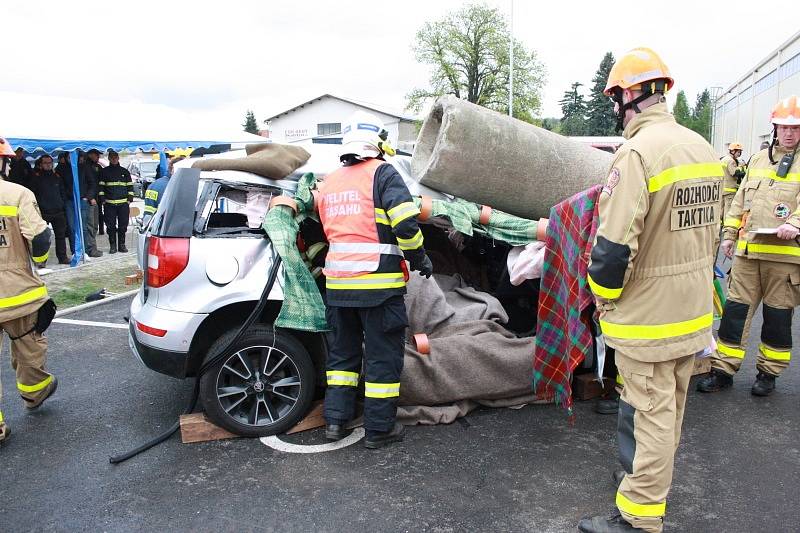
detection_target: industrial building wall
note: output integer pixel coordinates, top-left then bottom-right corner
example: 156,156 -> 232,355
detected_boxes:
713,31 -> 800,158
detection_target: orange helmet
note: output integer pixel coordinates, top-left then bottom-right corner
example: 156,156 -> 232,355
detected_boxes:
728,142 -> 743,151
604,47 -> 674,96
0,137 -> 14,158
771,95 -> 800,125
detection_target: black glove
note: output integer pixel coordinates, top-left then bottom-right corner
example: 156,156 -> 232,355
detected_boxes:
410,254 -> 433,278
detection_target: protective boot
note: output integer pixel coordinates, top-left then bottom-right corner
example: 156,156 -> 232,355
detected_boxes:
696,368 -> 733,393
117,231 -> 128,253
23,377 -> 58,410
578,513 -> 644,532
594,396 -> 619,415
108,232 -> 117,254
751,372 -> 776,397
0,422 -> 9,443
612,469 -> 626,487
364,422 -> 405,449
325,423 -> 349,441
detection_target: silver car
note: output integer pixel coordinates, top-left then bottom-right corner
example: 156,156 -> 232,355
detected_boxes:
128,146 -> 445,436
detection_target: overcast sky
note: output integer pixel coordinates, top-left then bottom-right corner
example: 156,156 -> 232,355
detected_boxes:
3,0 -> 796,134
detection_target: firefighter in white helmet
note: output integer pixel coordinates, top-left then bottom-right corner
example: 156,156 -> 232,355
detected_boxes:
317,111 -> 431,449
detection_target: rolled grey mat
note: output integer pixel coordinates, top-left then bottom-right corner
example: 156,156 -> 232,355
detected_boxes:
411,95 -> 613,220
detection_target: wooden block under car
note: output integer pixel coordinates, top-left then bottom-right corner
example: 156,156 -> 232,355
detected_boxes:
179,413 -> 239,444
572,372 -> 616,401
180,402 -> 328,443
124,274 -> 139,285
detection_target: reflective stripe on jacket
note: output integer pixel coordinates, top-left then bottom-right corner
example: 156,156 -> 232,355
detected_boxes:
587,103 -> 722,361
0,180 -> 49,322
722,147 -> 800,264
98,164 -> 133,203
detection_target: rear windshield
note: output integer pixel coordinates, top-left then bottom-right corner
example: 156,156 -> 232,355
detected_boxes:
194,180 -> 283,237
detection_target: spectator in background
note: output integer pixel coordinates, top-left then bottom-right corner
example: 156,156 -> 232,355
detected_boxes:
79,149 -> 103,257
29,155 -> 69,264
9,147 -> 32,189
55,152 -> 76,256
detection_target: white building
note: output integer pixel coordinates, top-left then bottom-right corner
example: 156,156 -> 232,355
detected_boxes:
712,30 -> 800,156
264,94 -> 419,152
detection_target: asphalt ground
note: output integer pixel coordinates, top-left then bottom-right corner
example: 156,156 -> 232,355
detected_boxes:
1,295 -> 799,532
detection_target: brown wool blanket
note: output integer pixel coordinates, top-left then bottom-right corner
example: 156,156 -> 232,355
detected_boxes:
398,274 -> 542,425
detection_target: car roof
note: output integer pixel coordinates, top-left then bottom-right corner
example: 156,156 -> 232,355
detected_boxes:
173,143 -> 448,199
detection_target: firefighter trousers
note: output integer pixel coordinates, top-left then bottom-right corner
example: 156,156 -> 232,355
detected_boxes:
323,296 -> 407,434
616,351 -> 694,533
0,311 -> 52,421
712,257 -> 799,377
103,202 -> 130,245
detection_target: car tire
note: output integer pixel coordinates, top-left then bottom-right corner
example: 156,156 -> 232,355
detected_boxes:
199,326 -> 315,437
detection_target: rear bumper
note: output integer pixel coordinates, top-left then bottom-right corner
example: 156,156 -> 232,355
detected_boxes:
129,321 -> 189,378
128,293 -> 208,379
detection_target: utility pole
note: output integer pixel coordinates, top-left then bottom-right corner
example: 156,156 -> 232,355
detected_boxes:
508,0 -> 514,117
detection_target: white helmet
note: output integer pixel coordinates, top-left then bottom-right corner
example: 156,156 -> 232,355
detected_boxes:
339,111 -> 387,161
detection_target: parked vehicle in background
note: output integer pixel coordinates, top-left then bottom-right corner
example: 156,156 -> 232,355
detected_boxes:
128,159 -> 160,198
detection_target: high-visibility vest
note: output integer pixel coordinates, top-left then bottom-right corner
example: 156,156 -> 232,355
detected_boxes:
317,159 -> 405,287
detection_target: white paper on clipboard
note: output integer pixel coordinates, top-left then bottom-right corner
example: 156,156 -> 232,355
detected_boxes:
753,228 -> 779,235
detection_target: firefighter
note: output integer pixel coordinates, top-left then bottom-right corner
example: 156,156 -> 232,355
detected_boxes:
317,111 -> 432,450
98,150 -> 133,253
0,136 -> 58,443
698,95 -> 800,397
579,48 -> 722,533
143,155 -> 183,223
722,141 -> 746,218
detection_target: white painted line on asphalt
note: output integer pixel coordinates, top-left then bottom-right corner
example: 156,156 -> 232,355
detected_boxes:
260,427 -> 365,453
55,289 -> 139,317
52,318 -> 129,330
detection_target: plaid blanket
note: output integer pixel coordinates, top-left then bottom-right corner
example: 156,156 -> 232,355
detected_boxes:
532,185 -> 602,414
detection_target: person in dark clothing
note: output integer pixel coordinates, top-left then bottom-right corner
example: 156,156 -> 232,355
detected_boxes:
79,149 -> 103,257
55,153 -> 76,256
98,150 -> 133,253
9,148 -> 32,189
29,155 -> 69,264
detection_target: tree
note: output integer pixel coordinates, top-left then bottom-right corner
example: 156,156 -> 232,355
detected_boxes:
406,2 -> 546,123
559,82 -> 587,136
691,89 -> 713,142
673,91 -> 692,129
242,110 -> 259,134
585,52 -> 616,136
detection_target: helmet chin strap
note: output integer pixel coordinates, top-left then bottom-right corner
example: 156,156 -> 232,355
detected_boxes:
0,157 -> 8,179
611,81 -> 668,133
769,125 -> 778,164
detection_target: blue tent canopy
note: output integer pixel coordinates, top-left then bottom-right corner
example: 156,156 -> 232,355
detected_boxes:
9,133 -> 267,266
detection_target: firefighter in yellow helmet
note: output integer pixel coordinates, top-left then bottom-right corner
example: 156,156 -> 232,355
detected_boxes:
579,49 -> 722,533
698,95 -> 800,396
721,142 -> 746,217
0,137 -> 58,443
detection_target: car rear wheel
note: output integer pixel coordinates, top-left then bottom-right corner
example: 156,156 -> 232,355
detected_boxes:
199,326 -> 315,437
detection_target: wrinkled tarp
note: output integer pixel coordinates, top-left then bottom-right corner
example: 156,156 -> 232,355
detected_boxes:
398,273 -> 541,424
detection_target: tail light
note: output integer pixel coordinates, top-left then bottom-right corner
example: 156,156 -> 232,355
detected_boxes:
147,236 -> 190,288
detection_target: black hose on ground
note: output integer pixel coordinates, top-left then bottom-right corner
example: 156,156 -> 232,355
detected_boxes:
109,255 -> 283,464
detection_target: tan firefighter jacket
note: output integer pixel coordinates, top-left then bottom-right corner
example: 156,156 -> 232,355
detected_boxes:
0,178 -> 50,322
721,154 -> 742,196
722,145 -> 800,264
587,103 -> 723,361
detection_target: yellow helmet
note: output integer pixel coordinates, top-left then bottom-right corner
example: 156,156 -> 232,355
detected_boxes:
604,47 -> 674,96
728,142 -> 743,151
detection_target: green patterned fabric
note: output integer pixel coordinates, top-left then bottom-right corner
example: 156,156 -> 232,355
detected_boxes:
261,172 -> 540,332
415,197 -> 539,246
261,173 -> 327,331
